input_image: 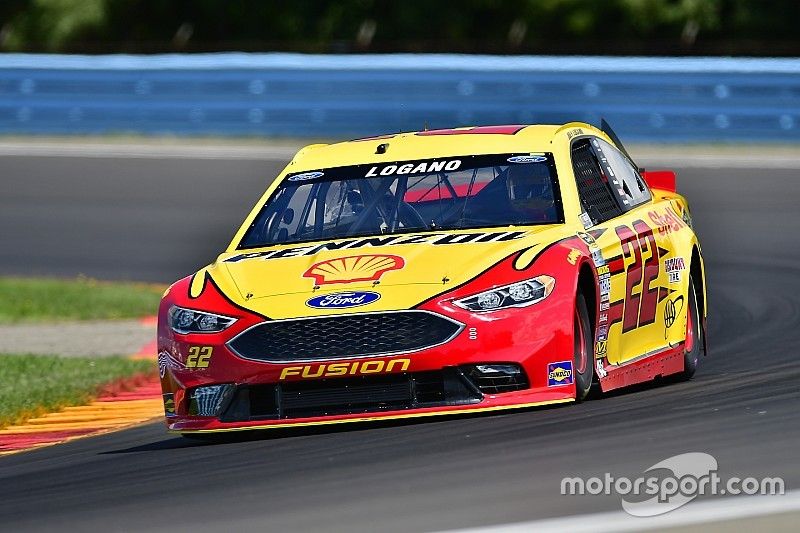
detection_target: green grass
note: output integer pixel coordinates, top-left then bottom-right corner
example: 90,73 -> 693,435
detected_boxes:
0,277 -> 164,323
0,354 -> 155,428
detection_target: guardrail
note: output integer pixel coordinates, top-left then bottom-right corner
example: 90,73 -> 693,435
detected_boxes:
1,53 -> 799,141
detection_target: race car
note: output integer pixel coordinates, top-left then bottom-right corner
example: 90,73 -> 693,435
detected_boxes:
157,121 -> 707,436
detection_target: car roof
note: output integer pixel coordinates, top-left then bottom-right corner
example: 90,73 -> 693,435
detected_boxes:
284,123 -> 605,173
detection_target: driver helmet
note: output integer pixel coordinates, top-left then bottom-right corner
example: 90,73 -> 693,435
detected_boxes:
506,163 -> 555,220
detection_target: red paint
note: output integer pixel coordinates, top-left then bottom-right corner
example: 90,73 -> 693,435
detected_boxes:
0,430 -> 89,451
642,170 -> 676,192
403,182 -> 488,202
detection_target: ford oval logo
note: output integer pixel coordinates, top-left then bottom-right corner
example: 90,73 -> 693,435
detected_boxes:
507,155 -> 547,164
306,291 -> 381,309
287,171 -> 324,182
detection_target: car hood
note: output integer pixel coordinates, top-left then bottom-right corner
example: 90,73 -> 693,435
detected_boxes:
205,227 -> 564,319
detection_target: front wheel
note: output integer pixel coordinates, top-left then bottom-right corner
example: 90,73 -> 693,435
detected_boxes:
679,277 -> 703,380
574,292 -> 594,400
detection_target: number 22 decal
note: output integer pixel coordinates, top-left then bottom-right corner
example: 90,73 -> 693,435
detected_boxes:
614,220 -> 661,333
186,346 -> 213,368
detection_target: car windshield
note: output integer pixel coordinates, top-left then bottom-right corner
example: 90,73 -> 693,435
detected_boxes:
238,153 -> 562,249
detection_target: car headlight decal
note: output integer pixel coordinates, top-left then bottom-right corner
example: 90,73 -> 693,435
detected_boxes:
452,275 -> 555,312
168,305 -> 237,334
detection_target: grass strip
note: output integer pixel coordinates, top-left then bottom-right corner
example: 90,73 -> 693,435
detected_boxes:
0,277 -> 164,323
0,353 -> 155,428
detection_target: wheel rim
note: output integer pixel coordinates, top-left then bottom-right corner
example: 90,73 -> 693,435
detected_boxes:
574,307 -> 588,374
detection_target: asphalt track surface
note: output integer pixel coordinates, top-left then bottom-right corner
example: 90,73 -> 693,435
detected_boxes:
2,149 -> 800,531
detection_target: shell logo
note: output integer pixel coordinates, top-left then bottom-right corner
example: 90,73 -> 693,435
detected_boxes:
303,254 -> 405,285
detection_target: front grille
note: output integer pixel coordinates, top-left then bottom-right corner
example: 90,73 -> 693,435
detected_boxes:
227,311 -> 463,362
220,369 -> 481,421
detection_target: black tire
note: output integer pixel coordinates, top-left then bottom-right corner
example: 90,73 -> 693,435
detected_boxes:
680,277 -> 703,380
574,292 -> 594,401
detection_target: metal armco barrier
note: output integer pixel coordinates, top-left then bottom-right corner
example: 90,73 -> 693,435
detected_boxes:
1,53 -> 799,141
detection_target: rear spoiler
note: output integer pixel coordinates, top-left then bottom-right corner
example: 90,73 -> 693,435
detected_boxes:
641,170 -> 676,193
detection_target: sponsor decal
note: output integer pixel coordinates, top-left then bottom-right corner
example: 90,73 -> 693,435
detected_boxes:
303,254 -> 404,285
306,290 -> 380,309
577,231 -> 597,247
365,159 -> 461,177
157,350 -> 182,378
567,127 -> 585,140
287,171 -> 324,182
280,358 -> 411,380
599,312 -> 608,324
681,207 -> 693,228
567,248 -> 581,266
157,351 -> 168,378
595,340 -> 608,357
507,155 -> 547,164
468,327 -> 478,340
649,207 -> 686,237
600,301 -> 610,312
592,250 -> 606,268
186,346 -> 213,369
597,324 -> 609,341
547,361 -> 574,387
163,393 -> 176,416
664,295 -> 685,329
579,212 -> 593,229
225,230 -> 529,262
664,257 -> 686,284
595,358 -> 608,379
599,275 -> 611,295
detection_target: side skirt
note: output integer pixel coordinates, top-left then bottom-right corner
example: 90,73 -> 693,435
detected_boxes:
598,343 -> 685,393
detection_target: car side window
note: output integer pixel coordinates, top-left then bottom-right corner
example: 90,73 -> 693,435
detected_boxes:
570,138 -> 623,225
591,137 -> 651,210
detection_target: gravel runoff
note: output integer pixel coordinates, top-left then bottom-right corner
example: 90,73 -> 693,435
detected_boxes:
0,320 -> 154,357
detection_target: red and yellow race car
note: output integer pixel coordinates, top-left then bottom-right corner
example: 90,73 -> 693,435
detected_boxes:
157,121 -> 706,436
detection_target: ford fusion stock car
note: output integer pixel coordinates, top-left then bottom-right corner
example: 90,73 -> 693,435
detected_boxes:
158,122 -> 707,435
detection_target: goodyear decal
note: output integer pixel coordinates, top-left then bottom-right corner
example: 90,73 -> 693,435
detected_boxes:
547,361 -> 574,387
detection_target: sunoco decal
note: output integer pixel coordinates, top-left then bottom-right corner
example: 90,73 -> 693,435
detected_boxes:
547,361 -> 574,387
306,291 -> 381,309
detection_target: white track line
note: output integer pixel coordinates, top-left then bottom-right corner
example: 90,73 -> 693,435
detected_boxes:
442,491 -> 800,533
